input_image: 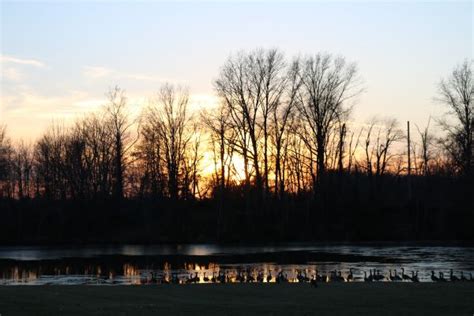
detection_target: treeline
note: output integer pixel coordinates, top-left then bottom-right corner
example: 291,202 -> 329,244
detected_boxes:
0,50 -> 472,244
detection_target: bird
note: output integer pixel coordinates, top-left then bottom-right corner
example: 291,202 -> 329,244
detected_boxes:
401,268 -> 411,281
236,271 -> 244,283
247,272 -> 255,283
310,275 -> 318,287
256,271 -> 264,283
150,272 -> 157,283
460,271 -> 468,281
410,271 -> 419,282
218,271 -> 226,283
347,268 -> 354,282
390,269 -> 402,281
211,272 -> 217,283
203,272 -> 210,283
315,270 -> 325,282
185,273 -> 194,284
266,271 -> 272,283
364,271 -> 372,282
303,271 -> 310,282
438,272 -> 447,282
160,274 -> 170,284
335,271 -> 345,282
374,270 -> 384,281
450,269 -> 459,282
276,271 -> 288,283
431,271 -> 439,282
171,273 -> 180,284
297,270 -> 305,283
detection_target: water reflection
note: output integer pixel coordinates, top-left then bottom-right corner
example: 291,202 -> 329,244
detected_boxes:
1,261 -> 473,285
0,244 -> 473,285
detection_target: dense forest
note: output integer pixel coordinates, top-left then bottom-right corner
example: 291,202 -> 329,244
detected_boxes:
0,50 -> 472,245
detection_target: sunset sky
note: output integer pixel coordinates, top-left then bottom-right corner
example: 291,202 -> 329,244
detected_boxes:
1,1 -> 472,140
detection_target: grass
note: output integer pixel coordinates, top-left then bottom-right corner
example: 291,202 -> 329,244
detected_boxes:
0,282 -> 473,315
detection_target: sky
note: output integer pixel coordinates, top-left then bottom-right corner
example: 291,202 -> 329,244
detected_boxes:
1,0 -> 472,141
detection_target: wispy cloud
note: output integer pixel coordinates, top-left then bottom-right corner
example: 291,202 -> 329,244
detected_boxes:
0,55 -> 46,68
2,67 -> 24,81
82,65 -> 172,83
82,66 -> 113,79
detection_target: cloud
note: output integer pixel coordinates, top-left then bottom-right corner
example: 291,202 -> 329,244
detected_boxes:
82,66 -> 113,79
0,55 -> 45,68
82,65 -> 172,83
2,67 -> 24,81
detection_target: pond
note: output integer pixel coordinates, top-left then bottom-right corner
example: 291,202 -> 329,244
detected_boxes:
0,244 -> 473,285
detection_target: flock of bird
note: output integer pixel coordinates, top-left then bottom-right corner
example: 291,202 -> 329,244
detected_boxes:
139,268 -> 474,285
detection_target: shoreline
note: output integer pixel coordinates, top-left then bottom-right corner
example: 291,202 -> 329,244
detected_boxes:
1,283 -> 473,315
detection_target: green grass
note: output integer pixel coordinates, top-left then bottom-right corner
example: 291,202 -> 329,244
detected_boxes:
0,282 -> 473,315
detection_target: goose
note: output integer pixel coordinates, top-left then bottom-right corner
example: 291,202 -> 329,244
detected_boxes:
374,270 -> 384,281
450,269 -> 459,282
431,271 -> 439,282
160,274 -> 170,284
150,272 -> 157,283
410,271 -> 419,282
401,268 -> 411,281
390,269 -> 402,281
211,272 -> 217,283
266,272 -> 272,283
297,270 -> 305,283
460,271 -> 468,281
310,275 -> 318,287
203,272 -> 210,283
336,271 -> 345,282
438,272 -> 447,282
369,269 -> 374,281
389,269 -> 395,281
140,273 -> 149,285
315,270 -> 325,282
303,271 -> 310,282
256,271 -> 264,283
236,271 -> 244,283
218,271 -> 226,283
276,271 -> 288,283
247,272 -> 255,283
347,268 -> 354,282
393,269 -> 402,281
364,271 -> 372,282
185,273 -> 194,284
171,273 -> 180,284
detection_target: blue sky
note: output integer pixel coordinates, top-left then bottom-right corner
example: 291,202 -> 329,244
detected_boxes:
1,1 -> 472,139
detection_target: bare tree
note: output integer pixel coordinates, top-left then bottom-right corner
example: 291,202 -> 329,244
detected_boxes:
104,86 -> 136,200
215,50 -> 268,196
363,118 -> 404,177
0,125 -> 12,197
143,83 -> 191,200
437,59 -> 473,177
296,53 -> 362,191
416,118 -> 434,176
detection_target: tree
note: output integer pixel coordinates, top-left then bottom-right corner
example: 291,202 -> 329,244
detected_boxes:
104,86 -> 134,200
416,118 -> 434,176
215,51 -> 264,195
0,125 -> 13,198
296,53 -> 362,191
142,83 -> 191,200
437,59 -> 473,177
363,118 -> 404,177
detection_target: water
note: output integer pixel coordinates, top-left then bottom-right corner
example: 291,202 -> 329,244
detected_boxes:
0,244 -> 473,285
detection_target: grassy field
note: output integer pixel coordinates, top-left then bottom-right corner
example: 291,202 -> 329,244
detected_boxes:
0,282 -> 473,315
